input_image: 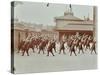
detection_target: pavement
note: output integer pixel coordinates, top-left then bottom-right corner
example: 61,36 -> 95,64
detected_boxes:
14,48 -> 97,74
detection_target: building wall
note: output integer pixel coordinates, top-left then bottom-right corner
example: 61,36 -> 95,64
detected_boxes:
55,19 -> 94,40
56,20 -> 83,28
14,29 -> 26,50
56,20 -> 93,31
56,24 -> 93,30
56,20 -> 93,30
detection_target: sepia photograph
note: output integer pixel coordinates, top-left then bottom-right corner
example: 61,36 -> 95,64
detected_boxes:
11,1 -> 97,74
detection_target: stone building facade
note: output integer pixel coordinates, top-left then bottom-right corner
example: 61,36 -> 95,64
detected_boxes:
55,5 -> 94,40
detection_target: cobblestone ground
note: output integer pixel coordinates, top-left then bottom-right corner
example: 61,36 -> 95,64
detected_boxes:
14,48 -> 97,74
